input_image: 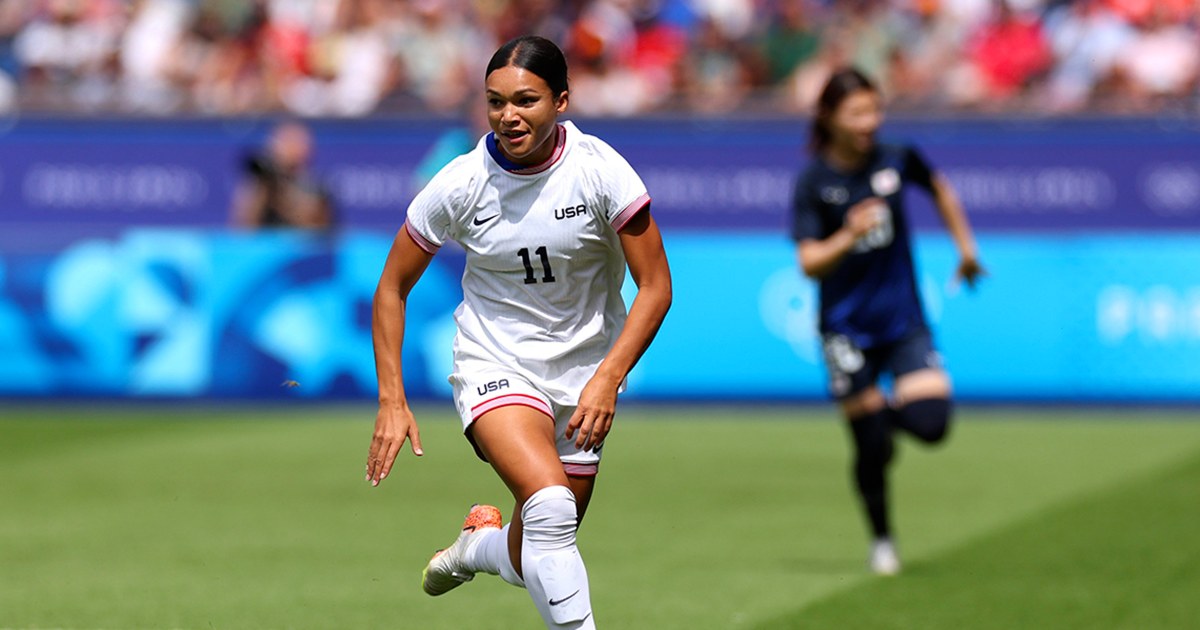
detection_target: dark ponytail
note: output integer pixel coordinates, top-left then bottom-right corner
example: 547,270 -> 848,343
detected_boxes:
486,35 -> 569,96
809,68 -> 877,153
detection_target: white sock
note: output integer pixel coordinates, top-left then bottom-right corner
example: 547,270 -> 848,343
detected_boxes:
521,486 -> 595,630
465,523 -> 525,587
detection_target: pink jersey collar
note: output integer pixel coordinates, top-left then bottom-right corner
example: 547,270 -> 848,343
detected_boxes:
486,124 -> 567,175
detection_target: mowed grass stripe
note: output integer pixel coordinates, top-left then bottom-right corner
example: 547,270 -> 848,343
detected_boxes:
757,448 -> 1200,630
590,409 -> 1200,629
0,407 -> 531,630
1,407 -> 1198,629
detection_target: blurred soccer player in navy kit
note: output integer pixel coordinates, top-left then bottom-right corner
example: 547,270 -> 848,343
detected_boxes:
791,69 -> 985,575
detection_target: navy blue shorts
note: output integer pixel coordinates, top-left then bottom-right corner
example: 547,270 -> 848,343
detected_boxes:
821,328 -> 942,399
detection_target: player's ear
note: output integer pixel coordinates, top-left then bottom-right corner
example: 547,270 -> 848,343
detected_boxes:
555,90 -> 569,114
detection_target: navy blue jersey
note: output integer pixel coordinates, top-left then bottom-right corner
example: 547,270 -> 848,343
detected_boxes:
791,143 -> 935,349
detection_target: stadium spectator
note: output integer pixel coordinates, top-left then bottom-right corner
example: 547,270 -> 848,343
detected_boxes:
1104,0 -> 1195,24
186,2 -> 274,115
0,0 -> 22,73
366,35 -> 671,629
14,0 -> 122,110
494,0 -> 573,45
1110,3 -> 1199,111
1042,0 -> 1135,112
757,0 -> 821,88
389,0 -> 484,113
2,0 -> 1199,116
620,9 -> 688,112
119,0 -> 192,113
789,68 -> 984,575
231,120 -> 335,229
282,0 -> 394,116
874,0 -> 963,109
565,1 -> 649,117
956,0 -> 1053,107
680,14 -> 753,112
838,0 -> 899,92
0,0 -> 24,112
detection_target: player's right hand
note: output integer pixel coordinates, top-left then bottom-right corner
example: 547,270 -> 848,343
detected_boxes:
845,198 -> 886,238
366,404 -> 423,487
956,256 -> 987,290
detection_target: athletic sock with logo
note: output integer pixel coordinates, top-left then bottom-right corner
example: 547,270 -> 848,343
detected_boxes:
463,522 -> 525,587
521,485 -> 595,630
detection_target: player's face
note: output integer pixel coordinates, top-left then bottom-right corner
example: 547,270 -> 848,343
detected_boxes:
270,123 -> 312,172
485,65 -> 569,166
829,89 -> 883,156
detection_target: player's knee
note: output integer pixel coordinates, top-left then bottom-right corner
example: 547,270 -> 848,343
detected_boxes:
896,398 -> 952,444
521,485 -> 578,550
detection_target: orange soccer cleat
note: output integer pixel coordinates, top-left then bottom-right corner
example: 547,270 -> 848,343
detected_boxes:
421,505 -> 503,596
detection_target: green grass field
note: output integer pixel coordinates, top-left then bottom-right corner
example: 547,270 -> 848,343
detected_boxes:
2,405 -> 1198,629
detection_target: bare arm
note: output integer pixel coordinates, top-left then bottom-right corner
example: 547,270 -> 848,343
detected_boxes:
930,174 -> 985,288
231,179 -> 269,228
797,198 -> 886,279
566,209 -> 673,450
366,225 -> 435,486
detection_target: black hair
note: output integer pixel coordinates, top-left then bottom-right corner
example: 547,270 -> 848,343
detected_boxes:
485,35 -> 569,96
809,67 -> 878,153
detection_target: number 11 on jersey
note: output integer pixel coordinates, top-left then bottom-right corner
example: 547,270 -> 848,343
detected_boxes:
518,246 -> 557,284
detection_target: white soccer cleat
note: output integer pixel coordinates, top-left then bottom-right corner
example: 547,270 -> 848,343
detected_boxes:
422,504 -> 503,596
869,538 -> 901,576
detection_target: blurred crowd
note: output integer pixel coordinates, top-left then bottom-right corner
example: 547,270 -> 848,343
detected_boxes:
0,0 -> 1197,117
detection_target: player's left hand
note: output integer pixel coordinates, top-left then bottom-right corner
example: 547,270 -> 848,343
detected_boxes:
955,256 -> 987,290
567,376 -> 618,451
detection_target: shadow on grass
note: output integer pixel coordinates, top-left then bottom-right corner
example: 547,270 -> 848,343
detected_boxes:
753,451 -> 1200,630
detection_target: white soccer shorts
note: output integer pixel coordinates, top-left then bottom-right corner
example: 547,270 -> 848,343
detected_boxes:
450,361 -> 601,476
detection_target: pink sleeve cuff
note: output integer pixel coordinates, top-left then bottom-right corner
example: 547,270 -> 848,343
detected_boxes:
611,192 -> 651,233
404,221 -> 440,254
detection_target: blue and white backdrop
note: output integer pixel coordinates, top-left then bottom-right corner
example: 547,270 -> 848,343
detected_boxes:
2,117 -> 1198,401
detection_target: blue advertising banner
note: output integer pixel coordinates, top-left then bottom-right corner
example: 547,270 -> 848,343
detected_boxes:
0,230 -> 462,398
587,117 -> 1200,232
1,117 -> 1198,237
0,118 -> 438,238
2,229 -> 1198,402
636,232 -> 1200,402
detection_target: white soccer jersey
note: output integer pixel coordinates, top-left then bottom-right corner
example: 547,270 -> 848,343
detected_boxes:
404,121 -> 650,405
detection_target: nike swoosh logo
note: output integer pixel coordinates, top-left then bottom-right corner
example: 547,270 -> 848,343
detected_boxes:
548,589 -> 580,606
473,214 -> 499,226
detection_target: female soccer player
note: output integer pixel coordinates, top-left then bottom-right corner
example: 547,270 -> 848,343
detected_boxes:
791,68 -> 984,575
365,36 -> 671,628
